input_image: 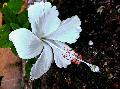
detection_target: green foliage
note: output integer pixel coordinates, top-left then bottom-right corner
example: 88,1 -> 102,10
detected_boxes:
10,45 -> 18,55
0,24 -> 12,48
0,0 -> 29,49
0,0 -> 32,77
10,23 -> 20,30
25,58 -> 37,77
7,0 -> 23,14
17,11 -> 29,28
2,6 -> 17,23
23,21 -> 30,29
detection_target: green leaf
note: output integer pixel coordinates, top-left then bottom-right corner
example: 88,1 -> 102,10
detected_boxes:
10,45 -> 18,55
25,58 -> 37,77
10,23 -> 20,30
17,11 -> 28,26
7,0 -> 23,14
0,24 -> 12,48
0,24 -> 10,32
1,0 -> 24,24
2,6 -> 17,23
23,21 -> 30,29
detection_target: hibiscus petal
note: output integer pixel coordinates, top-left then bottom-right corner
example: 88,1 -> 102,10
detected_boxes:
28,0 -> 47,4
28,2 -> 52,37
44,39 -> 76,68
28,2 -> 51,23
46,15 -> 82,44
30,42 -> 53,80
42,6 -> 61,37
9,28 -> 43,59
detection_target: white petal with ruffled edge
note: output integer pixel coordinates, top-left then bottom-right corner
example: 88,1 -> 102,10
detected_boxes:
42,6 -> 61,37
28,0 -> 47,4
9,28 -> 43,59
46,15 -> 82,44
28,2 -> 52,22
30,42 -> 53,80
44,39 -> 76,68
28,2 -> 52,37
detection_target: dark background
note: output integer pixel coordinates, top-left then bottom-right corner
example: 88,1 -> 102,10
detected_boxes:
1,0 -> 120,89
33,0 -> 120,89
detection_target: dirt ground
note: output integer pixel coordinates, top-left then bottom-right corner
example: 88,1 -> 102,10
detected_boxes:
0,48 -> 23,89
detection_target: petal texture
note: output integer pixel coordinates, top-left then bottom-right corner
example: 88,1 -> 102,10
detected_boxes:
28,0 -> 47,4
28,2 -> 52,23
30,43 -> 53,80
46,15 -> 82,44
9,28 -> 43,59
28,2 -> 60,38
28,2 -> 52,37
44,40 -> 76,68
42,6 -> 61,37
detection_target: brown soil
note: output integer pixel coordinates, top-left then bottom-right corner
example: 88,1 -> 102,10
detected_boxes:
0,48 -> 23,89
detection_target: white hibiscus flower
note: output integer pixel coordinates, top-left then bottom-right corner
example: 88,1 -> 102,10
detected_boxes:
9,2 -> 82,80
28,0 -> 46,4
